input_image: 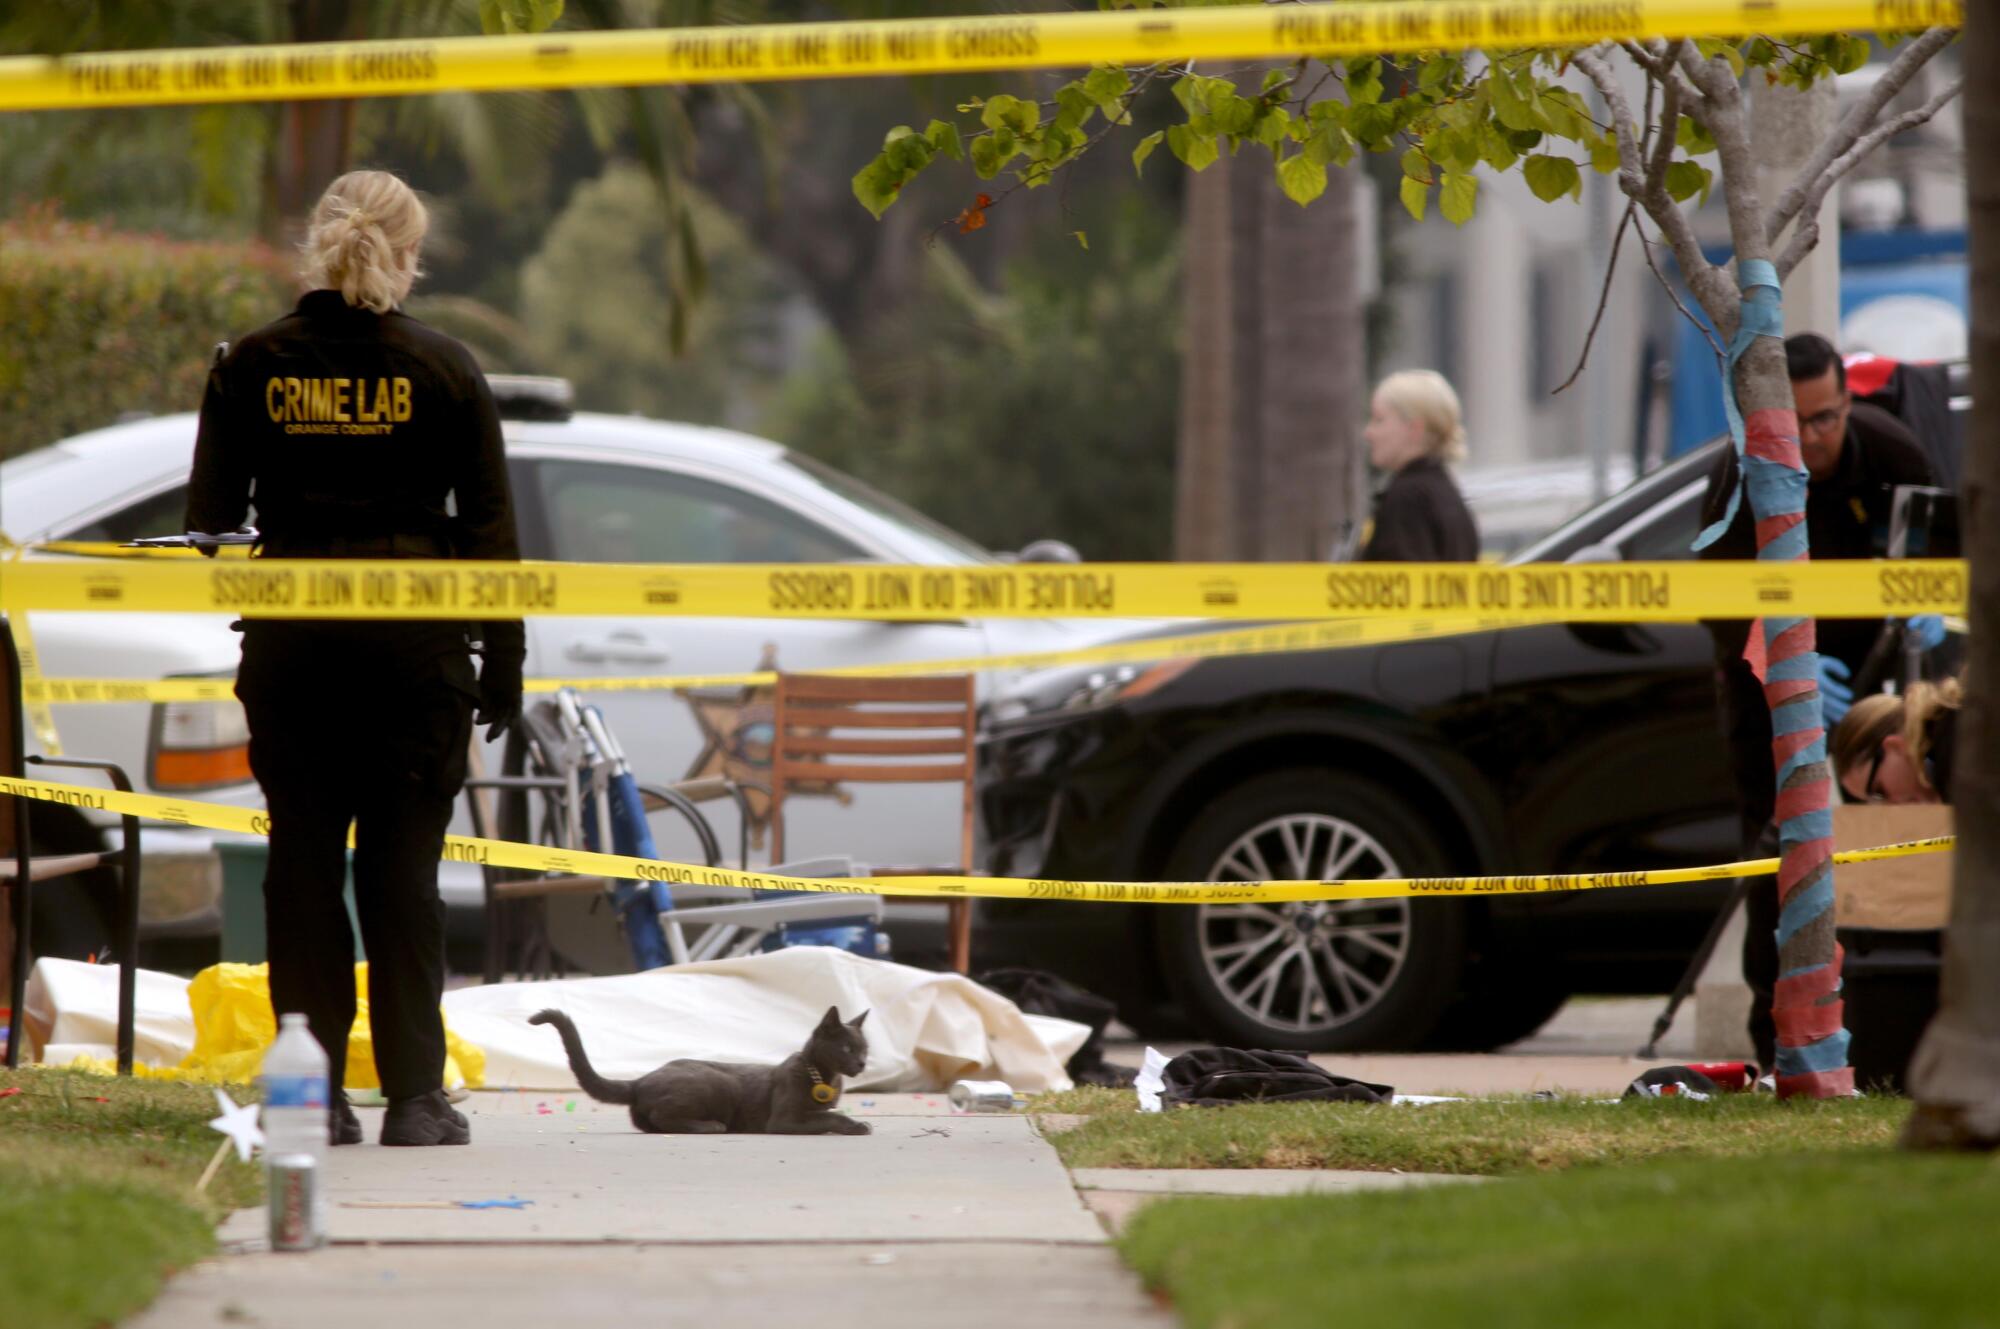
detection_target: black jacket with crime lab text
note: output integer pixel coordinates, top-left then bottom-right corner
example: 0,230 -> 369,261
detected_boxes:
185,289 -> 524,692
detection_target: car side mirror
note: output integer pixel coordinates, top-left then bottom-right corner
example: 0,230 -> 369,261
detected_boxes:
1564,541 -> 1623,565
1015,539 -> 1081,564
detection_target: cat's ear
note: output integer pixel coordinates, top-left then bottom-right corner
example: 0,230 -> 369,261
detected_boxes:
849,1009 -> 869,1030
819,1004 -> 843,1029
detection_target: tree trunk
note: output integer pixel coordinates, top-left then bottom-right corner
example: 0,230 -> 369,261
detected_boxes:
264,0 -> 362,244
1902,1 -> 2000,1150
1174,153 -> 1365,560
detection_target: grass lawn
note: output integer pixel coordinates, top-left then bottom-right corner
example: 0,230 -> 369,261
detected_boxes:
1039,1090 -> 1910,1174
0,1068 -> 262,1329
1120,1150 -> 2000,1329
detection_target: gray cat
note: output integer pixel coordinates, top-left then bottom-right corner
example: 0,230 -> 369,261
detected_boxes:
528,1005 -> 873,1135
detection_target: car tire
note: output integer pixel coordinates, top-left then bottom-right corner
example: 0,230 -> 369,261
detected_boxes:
1422,972 -> 1571,1051
1158,770 -> 1467,1052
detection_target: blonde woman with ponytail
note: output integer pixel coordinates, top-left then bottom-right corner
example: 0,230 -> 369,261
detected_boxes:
1832,676 -> 1963,804
1356,369 -> 1479,562
184,170 -> 523,1148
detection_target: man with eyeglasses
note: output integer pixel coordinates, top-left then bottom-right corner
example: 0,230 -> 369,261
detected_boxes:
1698,332 -> 1938,1072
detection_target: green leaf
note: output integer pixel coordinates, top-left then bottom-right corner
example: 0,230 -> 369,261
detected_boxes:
1214,95 -> 1259,137
1522,153 -> 1582,203
981,94 -> 1039,136
1399,174 -> 1429,221
1537,88 -> 1593,142
1347,102 -> 1397,147
1083,66 -> 1132,107
1487,67 -> 1539,132
1400,146 -> 1432,183
1132,129 -> 1165,176
1345,56 -> 1384,105
479,0 -> 562,35
1431,126 -> 1479,174
970,134 -> 1005,179
1675,115 -> 1716,155
1166,124 -> 1220,172
1276,152 -> 1328,206
1073,230 -> 1089,250
1665,159 -> 1714,206
1261,68 -> 1290,95
1477,122 -> 1519,173
1303,123 -> 1349,168
1831,34 -> 1870,75
1417,55 -> 1456,93
1254,107 -> 1293,148
1589,136 -> 1623,175
1439,171 -> 1478,225
851,157 -> 906,219
926,119 -> 963,161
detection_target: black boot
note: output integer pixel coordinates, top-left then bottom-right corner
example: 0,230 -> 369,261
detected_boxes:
332,1092 -> 363,1147
380,1089 -> 470,1146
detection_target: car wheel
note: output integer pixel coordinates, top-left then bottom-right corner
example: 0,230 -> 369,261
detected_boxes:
1159,770 -> 1467,1051
1422,973 -> 1572,1051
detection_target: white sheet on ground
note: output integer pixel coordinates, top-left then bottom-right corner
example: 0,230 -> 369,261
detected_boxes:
445,947 -> 1090,1093
21,957 -> 195,1067
21,948 -> 1090,1094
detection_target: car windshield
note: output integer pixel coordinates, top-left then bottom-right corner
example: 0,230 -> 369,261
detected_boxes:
781,451 -> 997,565
1508,441 -> 1724,564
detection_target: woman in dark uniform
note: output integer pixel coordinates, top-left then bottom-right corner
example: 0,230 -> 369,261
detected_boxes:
1357,369 -> 1479,562
185,171 -> 523,1147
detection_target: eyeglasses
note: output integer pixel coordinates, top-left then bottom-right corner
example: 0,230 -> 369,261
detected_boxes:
1862,743 -> 1888,804
1799,407 -> 1845,436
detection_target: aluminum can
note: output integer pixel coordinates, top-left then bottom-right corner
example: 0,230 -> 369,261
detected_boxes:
948,1080 -> 1020,1112
267,1153 -> 323,1251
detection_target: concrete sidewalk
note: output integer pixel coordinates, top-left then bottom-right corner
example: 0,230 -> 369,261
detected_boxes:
132,1094 -> 1171,1329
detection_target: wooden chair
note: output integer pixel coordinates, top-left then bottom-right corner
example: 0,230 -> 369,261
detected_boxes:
2,615 -> 142,1073
465,695 -> 880,979
771,673 -> 978,973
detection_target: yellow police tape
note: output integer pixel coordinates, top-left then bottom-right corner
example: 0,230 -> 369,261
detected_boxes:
0,555 -> 1971,621
0,1 -> 1963,113
22,614 -> 1512,706
0,775 -> 1955,904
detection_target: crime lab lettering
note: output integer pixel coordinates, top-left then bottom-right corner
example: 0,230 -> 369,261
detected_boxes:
266,376 -> 412,435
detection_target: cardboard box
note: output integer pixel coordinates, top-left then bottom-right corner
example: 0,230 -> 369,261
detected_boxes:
1831,804 -> 1955,930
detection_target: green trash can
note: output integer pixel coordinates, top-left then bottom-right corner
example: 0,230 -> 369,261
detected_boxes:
216,839 -> 364,963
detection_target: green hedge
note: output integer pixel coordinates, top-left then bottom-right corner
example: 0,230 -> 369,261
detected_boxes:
0,217 -> 294,460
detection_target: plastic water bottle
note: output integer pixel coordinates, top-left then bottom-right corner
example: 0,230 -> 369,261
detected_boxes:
261,1013 -> 329,1248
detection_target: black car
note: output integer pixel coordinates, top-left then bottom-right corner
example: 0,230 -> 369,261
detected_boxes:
972,374 -> 1966,1052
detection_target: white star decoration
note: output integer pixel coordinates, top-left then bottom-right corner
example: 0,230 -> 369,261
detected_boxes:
208,1088 -> 264,1163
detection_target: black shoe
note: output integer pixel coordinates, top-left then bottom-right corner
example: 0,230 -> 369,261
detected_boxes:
380,1090 -> 471,1146
332,1093 -> 363,1147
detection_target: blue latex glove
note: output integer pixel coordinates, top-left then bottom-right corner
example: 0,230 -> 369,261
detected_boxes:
1904,614 -> 1947,653
1817,656 -> 1853,726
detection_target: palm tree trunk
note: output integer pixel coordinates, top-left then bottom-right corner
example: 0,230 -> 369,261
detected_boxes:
265,0 -> 362,243
1174,153 -> 1365,560
1902,0 -> 2000,1150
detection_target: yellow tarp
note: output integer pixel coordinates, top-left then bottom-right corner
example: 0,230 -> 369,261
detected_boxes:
63,962 -> 484,1089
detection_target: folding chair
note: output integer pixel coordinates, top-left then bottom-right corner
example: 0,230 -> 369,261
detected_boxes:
2,615 -> 142,1073
771,673 -> 978,973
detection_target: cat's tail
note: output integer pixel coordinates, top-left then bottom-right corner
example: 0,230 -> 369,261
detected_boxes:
528,1009 -> 635,1105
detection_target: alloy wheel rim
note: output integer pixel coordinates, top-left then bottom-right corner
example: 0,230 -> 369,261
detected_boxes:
1196,812 -> 1409,1033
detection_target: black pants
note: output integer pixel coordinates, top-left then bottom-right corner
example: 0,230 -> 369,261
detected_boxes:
1739,817 -> 1782,1071
242,626 -> 476,1101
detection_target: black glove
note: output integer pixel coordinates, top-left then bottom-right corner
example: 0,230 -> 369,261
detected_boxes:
475,650 -> 523,743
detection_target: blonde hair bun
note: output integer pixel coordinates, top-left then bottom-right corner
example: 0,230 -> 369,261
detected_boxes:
301,170 -> 428,314
1374,368 -> 1468,463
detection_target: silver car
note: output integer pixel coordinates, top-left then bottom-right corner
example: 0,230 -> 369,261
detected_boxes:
2,379 -> 1134,963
